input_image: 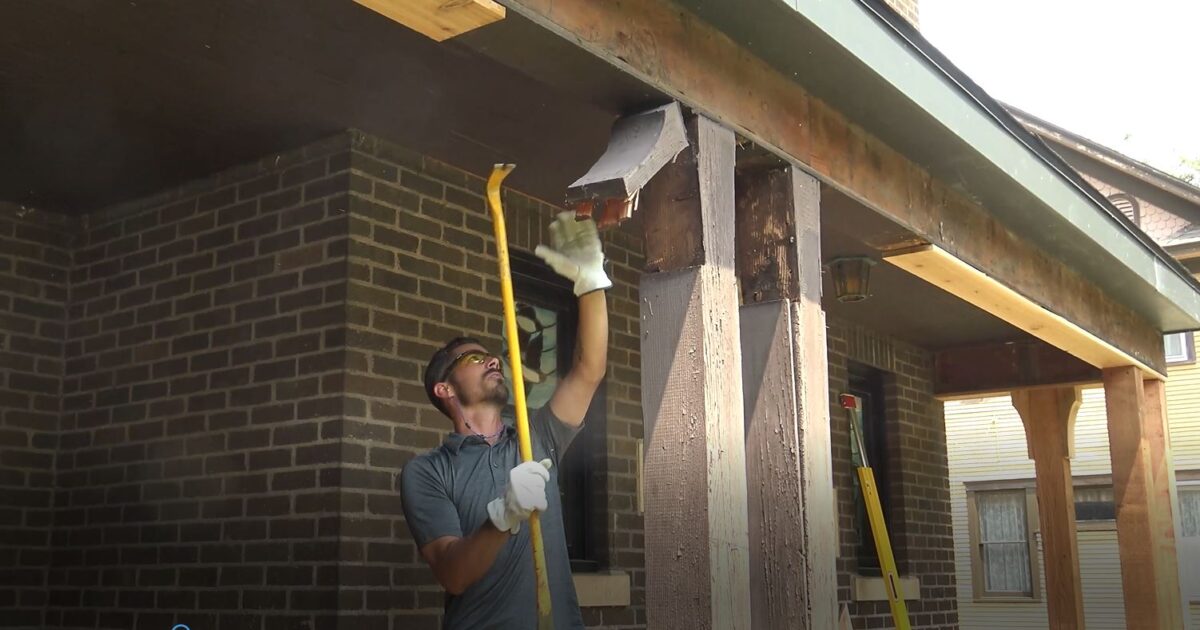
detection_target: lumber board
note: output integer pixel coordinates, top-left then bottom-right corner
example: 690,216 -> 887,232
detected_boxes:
736,163 -> 835,628
497,0 -> 1167,373
1103,367 -> 1184,630
1011,388 -> 1085,630
354,0 -> 504,42
639,115 -> 750,630
886,245 -> 1164,379
1143,379 -> 1184,627
935,340 -> 1102,399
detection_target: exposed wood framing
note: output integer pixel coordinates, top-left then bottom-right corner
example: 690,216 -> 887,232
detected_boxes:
935,340 -> 1102,399
354,0 -> 504,42
887,245 -> 1164,378
737,166 -> 836,629
639,115 -> 751,629
1103,367 -> 1184,630
497,0 -> 1167,374
1011,388 -> 1085,629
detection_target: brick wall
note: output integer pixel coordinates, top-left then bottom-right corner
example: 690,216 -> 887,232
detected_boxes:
883,0 -> 920,28
22,129 -> 647,630
46,135 -> 355,630
0,206 -> 74,628
827,317 -> 958,629
337,132 -> 647,629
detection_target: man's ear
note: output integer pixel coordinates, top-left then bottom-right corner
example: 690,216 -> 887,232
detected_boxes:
433,382 -> 455,404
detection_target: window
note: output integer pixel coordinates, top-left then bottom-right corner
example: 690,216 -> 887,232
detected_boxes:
1181,487 -> 1200,538
1073,485 -> 1115,522
1165,332 -> 1195,365
848,364 -> 890,575
967,487 -> 1040,600
504,252 -> 607,572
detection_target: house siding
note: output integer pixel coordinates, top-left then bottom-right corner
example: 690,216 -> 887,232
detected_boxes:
947,333 -> 1200,629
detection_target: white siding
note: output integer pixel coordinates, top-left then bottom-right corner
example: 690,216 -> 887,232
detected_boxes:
947,333 -> 1200,629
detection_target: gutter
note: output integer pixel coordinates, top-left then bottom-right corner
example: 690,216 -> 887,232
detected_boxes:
851,0 -> 1200,294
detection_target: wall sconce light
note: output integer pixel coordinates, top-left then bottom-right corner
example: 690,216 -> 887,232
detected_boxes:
825,256 -> 876,303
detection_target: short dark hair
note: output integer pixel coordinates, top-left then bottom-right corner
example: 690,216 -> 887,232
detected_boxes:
423,336 -> 483,417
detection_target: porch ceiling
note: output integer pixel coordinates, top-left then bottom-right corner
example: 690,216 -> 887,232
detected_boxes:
0,1 -> 656,213
819,186 -> 1025,349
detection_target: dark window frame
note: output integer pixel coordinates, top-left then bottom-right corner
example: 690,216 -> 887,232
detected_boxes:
848,363 -> 890,576
508,251 -> 609,572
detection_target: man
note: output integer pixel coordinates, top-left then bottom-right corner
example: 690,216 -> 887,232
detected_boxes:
401,211 -> 610,629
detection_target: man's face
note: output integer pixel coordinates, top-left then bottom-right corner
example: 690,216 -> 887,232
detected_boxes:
444,343 -> 508,408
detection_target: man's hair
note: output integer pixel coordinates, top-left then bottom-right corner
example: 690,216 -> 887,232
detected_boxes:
423,336 -> 482,417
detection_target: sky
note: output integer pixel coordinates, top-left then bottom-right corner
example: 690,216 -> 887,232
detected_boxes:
920,0 -> 1200,180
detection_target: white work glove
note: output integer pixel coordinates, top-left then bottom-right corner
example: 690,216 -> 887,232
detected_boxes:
534,211 -> 613,297
487,459 -> 553,534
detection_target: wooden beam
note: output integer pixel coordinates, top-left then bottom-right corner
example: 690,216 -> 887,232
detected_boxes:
887,245 -> 1164,378
639,115 -> 751,629
1103,367 -> 1184,630
1011,387 -> 1085,630
354,0 -> 504,42
1143,378 -> 1184,625
737,165 -> 836,629
935,340 -> 1102,399
497,0 -> 1167,374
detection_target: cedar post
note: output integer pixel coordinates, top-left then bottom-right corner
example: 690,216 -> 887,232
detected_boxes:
1011,387 -> 1085,629
638,114 -> 751,629
1103,367 -> 1184,629
735,164 -> 837,628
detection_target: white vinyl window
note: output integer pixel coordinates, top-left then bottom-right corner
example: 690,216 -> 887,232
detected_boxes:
1164,332 -> 1195,365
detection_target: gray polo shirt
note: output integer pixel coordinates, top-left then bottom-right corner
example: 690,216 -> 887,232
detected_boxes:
400,406 -> 584,629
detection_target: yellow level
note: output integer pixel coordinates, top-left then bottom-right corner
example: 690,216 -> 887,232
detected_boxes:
841,393 -> 911,630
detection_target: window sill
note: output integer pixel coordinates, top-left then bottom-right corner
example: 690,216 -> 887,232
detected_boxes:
972,596 -> 1042,604
572,571 -> 631,608
852,575 -> 920,602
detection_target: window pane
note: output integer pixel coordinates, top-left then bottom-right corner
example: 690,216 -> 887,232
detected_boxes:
977,490 -> 1032,594
983,542 -> 1032,593
502,302 -> 561,410
978,491 -> 1027,543
1074,485 -> 1115,521
1181,489 -> 1200,538
1165,332 -> 1190,363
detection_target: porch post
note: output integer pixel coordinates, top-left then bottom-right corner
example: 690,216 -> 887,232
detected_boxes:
1102,367 -> 1184,629
1011,387 -> 1085,629
638,114 -> 751,629
735,164 -> 837,628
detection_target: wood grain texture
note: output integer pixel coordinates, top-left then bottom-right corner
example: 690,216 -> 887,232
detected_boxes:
735,166 -> 822,304
354,0 -> 505,42
1103,367 -> 1184,630
498,0 -> 1167,373
737,164 -> 834,629
641,115 -> 737,273
887,245 -> 1164,378
639,114 -> 749,629
1011,387 -> 1085,630
935,340 -> 1102,399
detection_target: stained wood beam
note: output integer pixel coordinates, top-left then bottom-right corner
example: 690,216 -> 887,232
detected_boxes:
1103,367 -> 1184,630
935,340 -> 1102,399
888,245 -> 1164,378
736,165 -> 836,629
1011,387 -> 1085,630
498,0 -> 1167,374
639,114 -> 751,629
354,0 -> 504,41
